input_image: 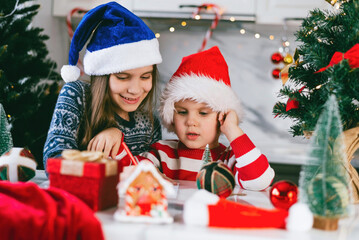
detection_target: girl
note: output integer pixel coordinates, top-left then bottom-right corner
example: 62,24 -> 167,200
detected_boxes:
118,46 -> 274,191
43,2 -> 162,169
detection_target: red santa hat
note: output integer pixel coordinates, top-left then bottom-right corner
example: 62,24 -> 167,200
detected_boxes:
160,46 -> 243,132
183,190 -> 313,231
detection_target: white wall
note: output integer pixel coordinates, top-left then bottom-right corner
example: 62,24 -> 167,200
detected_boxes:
33,0 -> 310,164
32,0 -> 68,73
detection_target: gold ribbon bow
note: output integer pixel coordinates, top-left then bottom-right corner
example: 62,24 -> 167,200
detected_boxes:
60,149 -> 117,176
62,149 -> 104,162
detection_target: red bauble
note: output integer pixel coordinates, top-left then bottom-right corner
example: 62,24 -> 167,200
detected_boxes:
272,68 -> 281,79
270,180 -> 298,210
271,52 -> 283,64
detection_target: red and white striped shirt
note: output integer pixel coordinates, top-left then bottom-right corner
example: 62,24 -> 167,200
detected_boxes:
117,134 -> 274,191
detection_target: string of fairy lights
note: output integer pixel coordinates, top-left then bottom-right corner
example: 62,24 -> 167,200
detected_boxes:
152,17 -> 284,43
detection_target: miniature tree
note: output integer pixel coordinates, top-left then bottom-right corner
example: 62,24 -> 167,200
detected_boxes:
0,103 -> 13,155
299,95 -> 352,230
202,144 -> 212,165
0,0 -> 61,168
273,0 -> 359,136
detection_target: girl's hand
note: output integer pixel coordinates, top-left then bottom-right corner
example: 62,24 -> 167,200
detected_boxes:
88,127 -> 123,159
218,110 -> 244,142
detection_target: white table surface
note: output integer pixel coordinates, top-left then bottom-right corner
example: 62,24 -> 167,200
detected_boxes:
33,171 -> 359,240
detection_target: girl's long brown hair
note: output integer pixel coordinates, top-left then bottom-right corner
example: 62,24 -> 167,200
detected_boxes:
79,65 -> 158,149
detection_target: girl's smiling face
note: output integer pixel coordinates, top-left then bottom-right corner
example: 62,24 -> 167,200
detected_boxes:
173,99 -> 220,149
109,65 -> 153,120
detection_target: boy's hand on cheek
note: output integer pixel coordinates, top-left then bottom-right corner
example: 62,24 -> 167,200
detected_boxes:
218,110 -> 244,142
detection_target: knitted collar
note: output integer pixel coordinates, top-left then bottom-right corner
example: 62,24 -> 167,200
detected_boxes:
115,112 -> 135,128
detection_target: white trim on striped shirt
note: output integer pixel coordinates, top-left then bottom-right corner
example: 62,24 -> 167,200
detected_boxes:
160,154 -> 203,172
116,149 -> 127,160
157,140 -> 179,148
235,148 -> 262,168
239,167 -> 275,191
141,152 -> 161,167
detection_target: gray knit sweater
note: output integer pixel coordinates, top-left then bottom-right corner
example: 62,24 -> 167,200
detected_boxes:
43,80 -> 161,169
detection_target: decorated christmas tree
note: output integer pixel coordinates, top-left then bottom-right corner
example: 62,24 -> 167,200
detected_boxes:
273,0 -> 359,136
0,0 -> 61,168
0,103 -> 13,156
299,95 -> 352,230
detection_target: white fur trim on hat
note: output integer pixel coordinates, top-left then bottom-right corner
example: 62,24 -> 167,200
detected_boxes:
286,203 -> 313,231
61,65 -> 81,83
160,73 -> 243,132
183,190 -> 220,226
84,38 -> 162,75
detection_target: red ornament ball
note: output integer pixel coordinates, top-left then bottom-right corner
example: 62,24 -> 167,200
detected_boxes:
270,180 -> 298,210
271,52 -> 283,64
272,68 -> 281,79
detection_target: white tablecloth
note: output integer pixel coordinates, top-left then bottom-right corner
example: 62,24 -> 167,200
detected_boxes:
33,171 -> 359,240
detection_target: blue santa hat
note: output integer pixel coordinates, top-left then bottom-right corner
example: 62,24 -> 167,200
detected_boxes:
61,1 -> 162,82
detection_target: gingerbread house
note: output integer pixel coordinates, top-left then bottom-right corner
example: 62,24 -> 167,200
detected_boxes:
114,161 -> 175,223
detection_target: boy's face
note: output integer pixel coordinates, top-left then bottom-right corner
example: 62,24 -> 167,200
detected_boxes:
173,99 -> 220,149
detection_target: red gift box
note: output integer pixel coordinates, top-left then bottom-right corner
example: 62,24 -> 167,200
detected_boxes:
47,158 -> 123,211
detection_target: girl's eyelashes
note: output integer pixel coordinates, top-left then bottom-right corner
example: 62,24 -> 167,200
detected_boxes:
115,74 -> 129,80
115,73 -> 152,80
140,74 -> 152,80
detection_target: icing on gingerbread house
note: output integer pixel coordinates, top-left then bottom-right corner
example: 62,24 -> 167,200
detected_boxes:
114,161 -> 175,223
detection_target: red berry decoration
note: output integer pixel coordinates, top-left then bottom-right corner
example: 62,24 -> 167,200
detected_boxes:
271,52 -> 283,64
270,180 -> 298,210
272,68 -> 281,79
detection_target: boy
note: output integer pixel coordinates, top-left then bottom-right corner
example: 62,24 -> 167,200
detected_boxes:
118,46 -> 274,191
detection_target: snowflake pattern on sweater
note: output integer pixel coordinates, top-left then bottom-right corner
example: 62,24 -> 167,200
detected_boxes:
118,134 -> 274,191
43,80 -> 161,169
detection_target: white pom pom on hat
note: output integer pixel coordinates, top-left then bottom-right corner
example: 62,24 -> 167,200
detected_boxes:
286,202 -> 313,231
61,65 -> 81,83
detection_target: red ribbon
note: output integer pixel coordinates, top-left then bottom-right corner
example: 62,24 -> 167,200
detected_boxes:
285,86 -> 305,112
316,44 -> 359,73
286,98 -> 299,112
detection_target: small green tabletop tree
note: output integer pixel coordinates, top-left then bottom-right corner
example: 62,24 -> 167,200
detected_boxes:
299,95 -> 353,230
0,103 -> 13,156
